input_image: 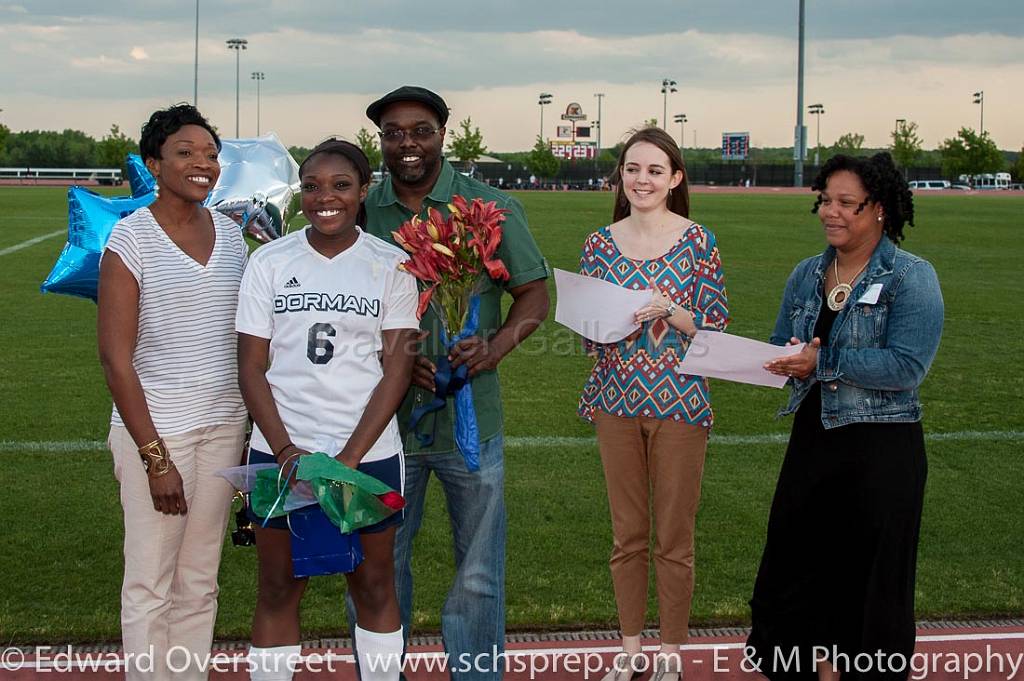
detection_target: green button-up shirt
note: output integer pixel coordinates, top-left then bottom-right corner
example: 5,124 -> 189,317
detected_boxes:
365,159 -> 548,455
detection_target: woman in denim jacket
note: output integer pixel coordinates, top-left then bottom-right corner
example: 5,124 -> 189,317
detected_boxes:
746,153 -> 943,681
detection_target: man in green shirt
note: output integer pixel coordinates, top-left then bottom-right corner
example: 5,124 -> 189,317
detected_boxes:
357,86 -> 548,679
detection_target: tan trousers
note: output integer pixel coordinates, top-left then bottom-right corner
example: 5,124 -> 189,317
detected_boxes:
109,421 -> 246,681
594,412 -> 707,644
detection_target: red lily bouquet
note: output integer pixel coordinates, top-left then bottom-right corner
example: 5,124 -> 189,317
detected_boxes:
392,195 -> 509,471
392,195 -> 511,333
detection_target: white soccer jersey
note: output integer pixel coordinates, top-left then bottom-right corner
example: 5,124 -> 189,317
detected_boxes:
236,227 -> 419,462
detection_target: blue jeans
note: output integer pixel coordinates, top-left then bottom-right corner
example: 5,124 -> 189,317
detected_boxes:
347,434 -> 506,680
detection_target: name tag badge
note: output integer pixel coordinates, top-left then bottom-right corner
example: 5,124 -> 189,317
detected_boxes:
857,283 -> 883,305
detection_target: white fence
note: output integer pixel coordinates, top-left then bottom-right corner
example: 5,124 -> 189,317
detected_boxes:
0,167 -> 123,185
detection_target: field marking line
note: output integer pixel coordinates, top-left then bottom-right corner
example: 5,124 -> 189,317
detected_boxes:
2,431 -> 1022,454
22,632 -> 1024,670
505,430 -> 1024,448
0,229 -> 65,256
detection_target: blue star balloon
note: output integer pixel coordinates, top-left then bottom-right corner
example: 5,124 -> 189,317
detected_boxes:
39,187 -> 154,301
126,153 -> 156,198
41,136 -> 300,301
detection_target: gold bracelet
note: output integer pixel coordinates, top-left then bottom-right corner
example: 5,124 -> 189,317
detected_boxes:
138,438 -> 172,476
138,438 -> 162,455
148,459 -> 175,478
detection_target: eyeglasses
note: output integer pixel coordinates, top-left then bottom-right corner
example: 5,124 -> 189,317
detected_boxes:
378,127 -> 440,143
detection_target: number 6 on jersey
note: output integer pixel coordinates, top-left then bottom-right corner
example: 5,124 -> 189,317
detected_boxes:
307,322 -> 336,364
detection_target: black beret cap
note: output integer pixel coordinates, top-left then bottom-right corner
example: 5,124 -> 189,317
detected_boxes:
366,85 -> 450,127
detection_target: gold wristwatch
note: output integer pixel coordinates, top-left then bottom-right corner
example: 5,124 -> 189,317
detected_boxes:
138,438 -> 173,477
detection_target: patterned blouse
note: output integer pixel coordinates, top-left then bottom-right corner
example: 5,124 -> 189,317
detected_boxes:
577,223 -> 729,427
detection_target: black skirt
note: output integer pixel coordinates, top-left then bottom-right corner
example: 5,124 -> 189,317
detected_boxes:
747,307 -> 928,680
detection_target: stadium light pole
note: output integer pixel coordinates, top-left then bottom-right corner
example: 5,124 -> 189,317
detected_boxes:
660,78 -> 677,129
594,93 -> 605,151
674,113 -> 687,152
226,38 -> 248,138
808,103 -> 824,166
193,0 -> 199,105
794,0 -> 806,187
973,90 -> 984,136
538,92 -> 552,140
251,71 -> 265,136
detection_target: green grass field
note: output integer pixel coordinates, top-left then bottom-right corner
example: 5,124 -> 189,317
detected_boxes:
0,186 -> 1021,644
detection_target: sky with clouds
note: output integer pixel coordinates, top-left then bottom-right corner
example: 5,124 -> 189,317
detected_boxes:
1,0 -> 1021,152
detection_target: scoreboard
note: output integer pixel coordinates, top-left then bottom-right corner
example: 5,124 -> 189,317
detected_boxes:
721,132 -> 750,161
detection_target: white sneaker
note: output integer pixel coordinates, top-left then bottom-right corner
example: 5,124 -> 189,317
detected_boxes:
600,653 -> 644,681
651,653 -> 683,681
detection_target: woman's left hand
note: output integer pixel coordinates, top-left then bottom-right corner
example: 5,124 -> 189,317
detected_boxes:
764,336 -> 820,380
635,289 -> 676,324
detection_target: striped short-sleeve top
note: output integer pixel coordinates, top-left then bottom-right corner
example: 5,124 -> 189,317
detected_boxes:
104,207 -> 248,435
577,223 -> 729,427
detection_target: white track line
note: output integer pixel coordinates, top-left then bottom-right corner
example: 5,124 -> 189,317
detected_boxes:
0,229 -> 65,256
0,439 -> 108,453
1,431 -> 1021,454
19,632 -> 1024,671
0,217 -> 66,222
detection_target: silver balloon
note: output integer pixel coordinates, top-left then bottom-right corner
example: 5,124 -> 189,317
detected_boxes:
207,133 -> 300,243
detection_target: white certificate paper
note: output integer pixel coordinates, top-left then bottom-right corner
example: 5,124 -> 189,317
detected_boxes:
676,330 -> 805,389
553,268 -> 652,343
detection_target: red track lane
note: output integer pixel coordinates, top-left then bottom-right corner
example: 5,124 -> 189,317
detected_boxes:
6,625 -> 1022,680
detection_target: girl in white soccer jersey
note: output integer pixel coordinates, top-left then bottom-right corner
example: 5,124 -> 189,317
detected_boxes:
236,139 -> 419,681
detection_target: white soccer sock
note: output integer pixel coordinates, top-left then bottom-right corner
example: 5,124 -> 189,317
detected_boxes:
248,644 -> 302,681
354,625 -> 403,681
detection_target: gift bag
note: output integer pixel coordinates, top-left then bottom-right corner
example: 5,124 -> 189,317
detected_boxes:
288,504 -> 364,578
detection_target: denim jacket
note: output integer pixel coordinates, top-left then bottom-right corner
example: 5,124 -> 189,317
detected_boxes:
771,236 -> 943,428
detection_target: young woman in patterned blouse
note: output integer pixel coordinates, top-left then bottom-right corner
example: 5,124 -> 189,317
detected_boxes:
578,127 -> 729,681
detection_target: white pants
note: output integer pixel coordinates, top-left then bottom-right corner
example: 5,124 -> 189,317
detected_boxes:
110,421 -> 246,681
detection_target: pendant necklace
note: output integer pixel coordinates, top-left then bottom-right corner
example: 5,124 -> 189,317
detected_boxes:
827,257 -> 867,312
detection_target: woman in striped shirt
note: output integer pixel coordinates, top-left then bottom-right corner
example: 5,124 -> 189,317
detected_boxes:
97,104 -> 248,681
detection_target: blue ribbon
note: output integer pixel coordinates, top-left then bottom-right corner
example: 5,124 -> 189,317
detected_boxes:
261,458 -> 301,528
408,294 -> 481,471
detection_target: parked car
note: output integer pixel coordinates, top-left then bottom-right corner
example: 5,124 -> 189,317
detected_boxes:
908,180 -> 951,191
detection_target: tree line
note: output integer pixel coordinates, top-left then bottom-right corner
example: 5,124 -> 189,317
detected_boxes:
1,120 -> 1020,183
481,124 -> 1022,184
0,124 -> 136,172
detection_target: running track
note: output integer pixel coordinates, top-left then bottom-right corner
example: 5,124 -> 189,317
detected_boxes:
5,623 -> 1022,679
